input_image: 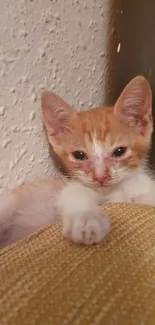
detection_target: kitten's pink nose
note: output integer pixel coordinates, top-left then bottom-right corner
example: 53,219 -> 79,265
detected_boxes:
93,175 -> 107,184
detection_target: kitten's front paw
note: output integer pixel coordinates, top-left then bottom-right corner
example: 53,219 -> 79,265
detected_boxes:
62,210 -> 110,245
56,181 -> 110,245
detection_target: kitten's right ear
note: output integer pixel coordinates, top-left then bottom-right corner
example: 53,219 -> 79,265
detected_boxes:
41,91 -> 75,141
114,76 -> 152,135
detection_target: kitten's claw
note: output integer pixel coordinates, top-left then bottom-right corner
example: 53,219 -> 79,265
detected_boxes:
62,211 -> 110,245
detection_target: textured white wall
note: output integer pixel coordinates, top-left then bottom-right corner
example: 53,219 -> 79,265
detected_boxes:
0,0 -> 109,193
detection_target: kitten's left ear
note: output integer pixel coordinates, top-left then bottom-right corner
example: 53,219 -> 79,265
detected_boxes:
114,76 -> 152,135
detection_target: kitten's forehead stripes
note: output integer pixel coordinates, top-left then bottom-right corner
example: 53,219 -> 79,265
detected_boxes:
78,107 -> 113,145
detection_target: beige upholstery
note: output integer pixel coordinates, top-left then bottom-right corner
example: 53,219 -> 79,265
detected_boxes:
0,203 -> 155,325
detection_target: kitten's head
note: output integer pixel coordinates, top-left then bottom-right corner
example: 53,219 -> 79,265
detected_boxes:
41,76 -> 153,189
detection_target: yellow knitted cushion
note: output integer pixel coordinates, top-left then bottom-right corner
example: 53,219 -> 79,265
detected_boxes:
0,203 -> 155,325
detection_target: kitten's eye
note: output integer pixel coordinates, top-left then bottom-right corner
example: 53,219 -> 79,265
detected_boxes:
72,151 -> 87,160
112,147 -> 127,158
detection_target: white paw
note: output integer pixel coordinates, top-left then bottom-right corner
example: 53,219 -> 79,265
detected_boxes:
62,209 -> 110,245
56,181 -> 110,245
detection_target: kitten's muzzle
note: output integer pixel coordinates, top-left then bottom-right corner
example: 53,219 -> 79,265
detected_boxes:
93,175 -> 109,185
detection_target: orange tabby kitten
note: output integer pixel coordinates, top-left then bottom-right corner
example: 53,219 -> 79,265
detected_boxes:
0,76 -> 154,247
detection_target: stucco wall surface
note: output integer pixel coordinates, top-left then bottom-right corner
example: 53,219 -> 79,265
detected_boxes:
0,0 -> 109,193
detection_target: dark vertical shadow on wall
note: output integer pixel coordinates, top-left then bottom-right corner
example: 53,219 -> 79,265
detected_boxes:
105,0 -> 121,106
106,0 -> 155,167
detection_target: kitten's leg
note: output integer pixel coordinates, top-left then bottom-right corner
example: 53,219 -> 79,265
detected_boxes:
0,194 -> 17,243
56,181 -> 110,245
0,177 -> 66,246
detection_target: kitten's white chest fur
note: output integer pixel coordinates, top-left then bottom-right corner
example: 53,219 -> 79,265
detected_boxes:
101,168 -> 155,206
